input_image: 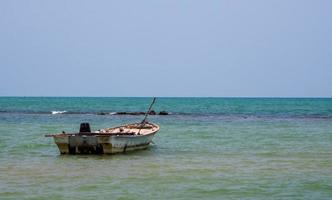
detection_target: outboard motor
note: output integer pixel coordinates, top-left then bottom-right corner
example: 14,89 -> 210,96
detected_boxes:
68,122 -> 103,154
79,122 -> 91,133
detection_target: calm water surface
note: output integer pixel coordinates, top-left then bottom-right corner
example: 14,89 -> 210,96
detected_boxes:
0,97 -> 331,199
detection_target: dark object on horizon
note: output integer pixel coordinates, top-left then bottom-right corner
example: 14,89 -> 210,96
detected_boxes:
130,112 -> 146,115
149,110 -> 156,115
97,112 -> 107,115
116,112 -> 127,115
116,111 -> 158,115
79,123 -> 91,133
95,110 -> 169,115
159,111 -> 169,115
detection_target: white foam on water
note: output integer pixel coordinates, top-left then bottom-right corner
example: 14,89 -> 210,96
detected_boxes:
51,111 -> 67,115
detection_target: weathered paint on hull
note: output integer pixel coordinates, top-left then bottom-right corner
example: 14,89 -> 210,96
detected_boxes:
53,132 -> 156,154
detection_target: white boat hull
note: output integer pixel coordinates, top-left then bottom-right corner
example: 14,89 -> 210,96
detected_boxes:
49,122 -> 159,154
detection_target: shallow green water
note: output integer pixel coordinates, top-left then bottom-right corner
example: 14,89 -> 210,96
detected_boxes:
0,98 -> 331,199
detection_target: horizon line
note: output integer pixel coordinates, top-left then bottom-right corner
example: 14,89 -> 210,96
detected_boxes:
0,96 -> 331,98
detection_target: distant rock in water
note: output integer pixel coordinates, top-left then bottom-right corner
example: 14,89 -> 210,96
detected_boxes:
96,110 -> 169,115
149,110 -> 156,115
116,112 -> 127,115
116,112 -> 145,115
97,112 -> 107,115
159,111 -> 169,115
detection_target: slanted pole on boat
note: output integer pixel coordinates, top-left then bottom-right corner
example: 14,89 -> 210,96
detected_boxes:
138,97 -> 156,135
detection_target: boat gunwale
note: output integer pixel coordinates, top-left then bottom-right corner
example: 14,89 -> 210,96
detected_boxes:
45,122 -> 160,138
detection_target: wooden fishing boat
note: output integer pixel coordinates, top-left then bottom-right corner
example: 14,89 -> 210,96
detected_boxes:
45,122 -> 159,154
45,98 -> 160,155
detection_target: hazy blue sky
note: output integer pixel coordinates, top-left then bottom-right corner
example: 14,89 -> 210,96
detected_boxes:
0,0 -> 331,97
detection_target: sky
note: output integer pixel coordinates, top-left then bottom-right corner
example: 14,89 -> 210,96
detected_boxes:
0,0 -> 331,97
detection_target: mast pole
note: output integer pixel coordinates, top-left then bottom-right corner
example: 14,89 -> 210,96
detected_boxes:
138,97 -> 156,135
141,97 -> 156,123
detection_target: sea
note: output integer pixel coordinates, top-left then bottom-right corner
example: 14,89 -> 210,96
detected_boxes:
0,97 -> 331,200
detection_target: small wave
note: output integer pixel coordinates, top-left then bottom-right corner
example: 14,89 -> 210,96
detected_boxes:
110,112 -> 117,115
51,111 -> 67,115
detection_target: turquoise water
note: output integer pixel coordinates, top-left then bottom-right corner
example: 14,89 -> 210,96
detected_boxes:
0,97 -> 331,199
